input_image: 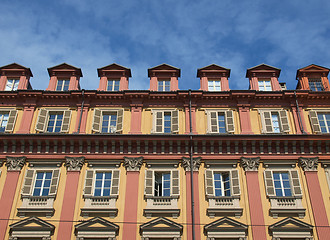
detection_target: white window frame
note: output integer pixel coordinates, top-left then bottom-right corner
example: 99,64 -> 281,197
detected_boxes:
308,78 -> 324,91
213,172 -> 231,197
32,171 -> 53,197
0,109 -> 18,133
258,78 -> 272,91
309,110 -> 330,134
258,109 -> 290,134
208,79 -> 221,91
92,108 -> 124,134
5,79 -> 19,91
157,79 -> 171,91
205,109 -> 235,134
151,109 -> 179,134
56,79 -> 70,91
107,79 -> 120,91
35,109 -> 72,133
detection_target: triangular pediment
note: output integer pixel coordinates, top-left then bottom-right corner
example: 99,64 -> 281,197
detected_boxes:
75,217 -> 119,232
0,63 -> 33,76
47,63 -> 83,77
246,63 -> 281,78
204,217 -> 248,232
148,64 -> 181,77
10,216 -> 54,231
140,217 -> 183,232
269,217 -> 313,232
97,63 -> 132,77
296,64 -> 330,79
197,64 -> 231,77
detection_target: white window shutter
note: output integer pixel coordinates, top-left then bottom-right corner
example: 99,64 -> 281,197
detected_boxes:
49,169 -> 60,196
61,110 -> 71,133
145,170 -> 154,197
290,170 -> 302,197
171,170 -> 180,197
225,110 -> 235,133
155,112 -> 163,133
205,170 -> 214,196
92,109 -> 102,133
111,170 -> 120,196
263,170 -> 275,196
22,169 -> 35,196
171,110 -> 179,133
263,111 -> 273,133
279,110 -> 290,133
84,170 -> 94,197
35,109 -> 48,132
209,111 -> 218,133
116,109 -> 124,132
231,169 -> 240,196
309,111 -> 321,133
5,110 -> 18,133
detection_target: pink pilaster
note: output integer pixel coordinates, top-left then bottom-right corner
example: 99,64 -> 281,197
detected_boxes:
250,77 -> 259,90
221,76 -> 230,91
120,76 -> 129,90
200,76 -> 208,91
17,75 -> 28,90
17,105 -> 36,133
185,106 -> 197,134
97,76 -> 108,91
291,106 -> 302,134
68,75 -> 78,90
238,106 -> 253,134
0,76 -> 7,90
321,76 -> 330,91
129,105 -> 142,134
46,76 -> 57,91
270,76 -> 281,91
170,76 -> 179,91
74,105 -> 89,134
149,76 -> 158,91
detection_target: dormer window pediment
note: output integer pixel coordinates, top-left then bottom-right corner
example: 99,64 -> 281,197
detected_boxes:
197,64 -> 230,91
149,64 -> 180,91
97,63 -> 131,91
0,63 -> 33,91
246,64 -> 281,91
296,64 -> 330,91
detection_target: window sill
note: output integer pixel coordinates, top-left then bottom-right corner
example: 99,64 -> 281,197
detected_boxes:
207,196 -> 243,218
269,196 -> 305,218
81,196 -> 118,218
144,196 -> 180,218
17,196 -> 55,218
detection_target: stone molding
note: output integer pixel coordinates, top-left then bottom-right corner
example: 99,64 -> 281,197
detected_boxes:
6,156 -> 26,171
124,156 -> 143,171
299,157 -> 318,171
241,157 -> 260,171
182,157 -> 201,172
65,156 -> 85,171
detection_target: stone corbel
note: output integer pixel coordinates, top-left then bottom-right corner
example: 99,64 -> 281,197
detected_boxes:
241,157 -> 260,171
182,157 -> 201,172
6,156 -> 26,171
124,156 -> 143,171
65,156 -> 85,171
299,157 -> 318,171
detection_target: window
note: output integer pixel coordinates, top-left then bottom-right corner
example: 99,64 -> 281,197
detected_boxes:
154,172 -> 171,197
208,80 -> 221,91
35,109 -> 71,133
258,79 -> 272,91
152,110 -> 179,134
214,172 -> 231,196
207,110 -> 235,134
5,79 -> 19,91
0,110 -> 17,133
308,78 -> 324,91
33,172 -> 52,196
273,172 -> 292,197
309,111 -> 330,133
107,79 -> 120,91
260,110 -> 290,133
158,79 -> 170,91
94,172 -> 112,196
92,109 -> 123,133
56,79 -> 70,91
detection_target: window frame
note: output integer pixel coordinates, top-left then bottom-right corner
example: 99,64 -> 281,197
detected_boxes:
157,79 -> 171,91
92,108 -> 124,134
152,109 -> 179,134
35,108 -> 72,133
32,171 -> 53,197
308,78 -> 324,91
206,109 -> 235,134
0,109 -> 18,133
309,110 -> 330,134
5,79 -> 19,91
258,109 -> 290,134
56,79 -> 70,91
208,79 -> 221,91
107,79 -> 120,91
258,78 -> 272,91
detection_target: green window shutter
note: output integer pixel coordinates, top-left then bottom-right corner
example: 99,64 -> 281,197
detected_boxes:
111,170 -> 120,196
22,169 -> 35,196
205,170 -> 214,196
5,110 -> 18,133
309,111 -> 321,133
35,109 -> 48,132
263,170 -> 275,196
225,110 -> 235,133
61,110 -> 72,133
209,112 -> 218,133
116,109 -> 124,132
92,109 -> 102,133
84,170 -> 94,197
231,169 -> 240,196
145,170 -> 154,197
49,169 -> 60,196
171,170 -> 180,197
263,111 -> 273,133
171,110 -> 179,133
290,170 -> 302,197
155,112 -> 163,133
279,110 -> 290,133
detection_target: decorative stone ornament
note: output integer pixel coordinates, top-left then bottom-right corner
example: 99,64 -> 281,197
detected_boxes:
182,157 -> 201,171
6,156 -> 26,171
299,157 -> 318,171
241,157 -> 260,171
124,156 -> 143,171
65,156 -> 85,171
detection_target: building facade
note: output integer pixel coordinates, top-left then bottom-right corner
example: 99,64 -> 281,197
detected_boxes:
0,63 -> 329,239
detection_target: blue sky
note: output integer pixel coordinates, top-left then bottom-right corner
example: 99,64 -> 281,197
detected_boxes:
1,0 -> 330,91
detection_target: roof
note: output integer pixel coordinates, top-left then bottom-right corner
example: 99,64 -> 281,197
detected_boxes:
296,64 -> 330,80
47,63 -> 83,77
148,63 -> 181,77
97,63 -> 132,77
0,63 -> 33,77
246,63 -> 281,78
197,64 -> 231,77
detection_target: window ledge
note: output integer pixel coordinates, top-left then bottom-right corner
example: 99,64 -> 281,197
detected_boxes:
81,196 -> 118,218
18,196 -> 55,218
144,197 -> 180,218
269,196 -> 305,218
207,196 -> 243,218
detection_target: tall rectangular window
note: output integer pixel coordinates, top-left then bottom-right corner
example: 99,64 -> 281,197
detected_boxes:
158,79 -> 171,91
101,113 -> 118,133
47,112 -> 63,133
163,112 -> 172,133
56,80 -> 70,91
5,79 -> 19,91
217,113 -> 226,133
107,80 -> 120,91
273,172 -> 292,197
208,80 -> 221,91
308,78 -> 324,91
317,113 -> 330,133
33,172 -> 53,196
271,113 -> 280,133
213,172 -> 231,196
258,79 -> 272,91
0,112 -> 9,132
154,172 -> 171,197
94,172 -> 112,197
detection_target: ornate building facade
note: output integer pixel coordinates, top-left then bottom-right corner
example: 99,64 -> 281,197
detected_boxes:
0,62 -> 329,239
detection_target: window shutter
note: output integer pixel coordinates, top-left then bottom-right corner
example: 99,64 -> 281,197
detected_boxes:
5,110 -> 18,133
263,111 -> 273,133
61,110 -> 71,133
205,170 -> 214,196
155,112 -> 163,133
209,112 -> 218,133
111,170 -> 120,196
279,110 -> 290,133
49,169 -> 60,196
145,170 -> 154,197
171,170 -> 180,197
171,110 -> 179,133
22,169 -> 35,196
225,110 -> 235,133
231,169 -> 240,196
116,109 -> 124,132
309,111 -> 321,133
92,109 -> 102,133
35,109 -> 48,132
290,170 -> 302,197
264,170 -> 275,196
84,170 -> 94,197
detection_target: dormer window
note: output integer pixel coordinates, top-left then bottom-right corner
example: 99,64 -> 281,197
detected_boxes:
158,79 -> 171,91
258,78 -> 272,91
208,79 -> 221,91
107,79 -> 120,91
56,79 -> 70,91
308,78 -> 324,91
5,79 -> 19,91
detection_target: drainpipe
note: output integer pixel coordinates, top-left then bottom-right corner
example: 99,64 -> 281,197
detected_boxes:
188,89 -> 196,240
77,89 -> 85,133
294,91 -> 306,134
